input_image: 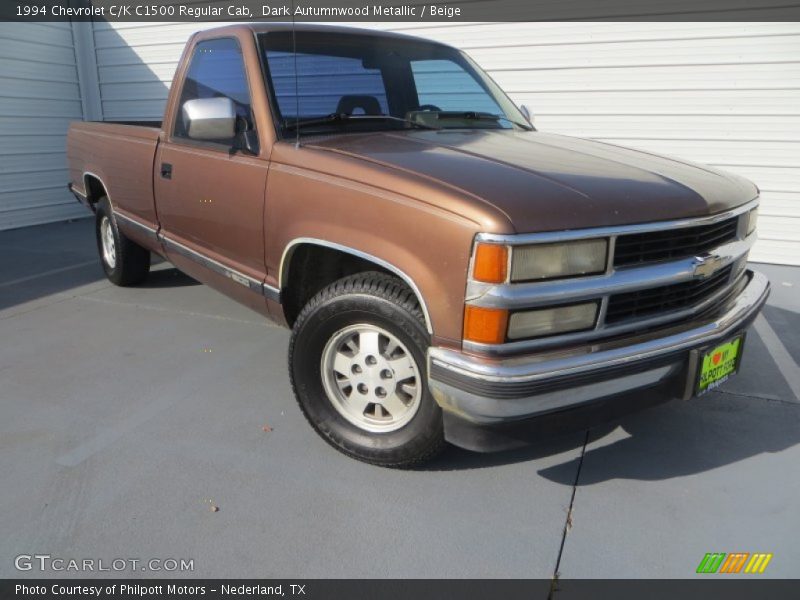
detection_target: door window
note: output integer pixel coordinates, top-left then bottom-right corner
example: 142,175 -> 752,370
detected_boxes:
174,38 -> 254,146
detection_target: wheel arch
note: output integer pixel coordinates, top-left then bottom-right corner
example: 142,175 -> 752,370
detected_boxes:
279,238 -> 433,334
83,171 -> 109,207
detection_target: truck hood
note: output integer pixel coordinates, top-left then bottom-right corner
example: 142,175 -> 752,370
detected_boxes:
304,130 -> 758,233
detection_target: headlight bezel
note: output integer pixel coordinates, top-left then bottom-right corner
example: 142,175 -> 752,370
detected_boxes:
466,238 -> 608,343
507,301 -> 600,340
510,238 -> 609,283
470,237 -> 610,285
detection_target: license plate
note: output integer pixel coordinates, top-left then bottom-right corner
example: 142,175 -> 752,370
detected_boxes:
696,336 -> 744,396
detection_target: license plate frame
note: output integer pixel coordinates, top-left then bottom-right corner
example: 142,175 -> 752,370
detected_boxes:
694,333 -> 746,397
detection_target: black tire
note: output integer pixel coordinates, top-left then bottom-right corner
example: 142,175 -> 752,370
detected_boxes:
95,196 -> 150,286
289,272 -> 446,467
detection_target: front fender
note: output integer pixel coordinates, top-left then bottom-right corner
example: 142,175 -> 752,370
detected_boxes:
265,162 -> 481,346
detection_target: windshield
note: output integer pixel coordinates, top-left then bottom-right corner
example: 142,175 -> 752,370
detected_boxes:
258,31 -> 531,137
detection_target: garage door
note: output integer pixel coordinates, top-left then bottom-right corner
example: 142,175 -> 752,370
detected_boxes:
86,21 -> 800,265
0,23 -> 86,229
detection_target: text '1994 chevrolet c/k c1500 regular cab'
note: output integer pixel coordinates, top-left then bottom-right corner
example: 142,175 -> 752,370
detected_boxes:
66,24 -> 770,467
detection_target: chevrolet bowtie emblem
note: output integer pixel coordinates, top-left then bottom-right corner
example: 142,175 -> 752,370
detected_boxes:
693,254 -> 724,279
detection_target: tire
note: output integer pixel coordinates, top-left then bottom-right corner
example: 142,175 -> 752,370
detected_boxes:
95,196 -> 150,286
289,272 -> 446,467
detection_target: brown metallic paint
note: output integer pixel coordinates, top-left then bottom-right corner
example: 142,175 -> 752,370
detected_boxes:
265,151 -> 481,345
154,143 -> 269,282
67,123 -> 160,224
303,129 -> 758,232
66,23 -> 760,353
113,210 -> 161,256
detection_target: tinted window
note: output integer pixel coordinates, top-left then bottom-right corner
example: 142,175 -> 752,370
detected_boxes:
266,50 -> 389,119
411,59 -> 502,114
260,32 -> 528,136
175,38 -> 253,144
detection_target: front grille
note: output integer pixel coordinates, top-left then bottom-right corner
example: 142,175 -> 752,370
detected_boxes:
606,264 -> 733,324
613,217 -> 739,267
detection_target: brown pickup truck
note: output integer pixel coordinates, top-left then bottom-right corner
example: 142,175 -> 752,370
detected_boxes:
67,24 -> 769,467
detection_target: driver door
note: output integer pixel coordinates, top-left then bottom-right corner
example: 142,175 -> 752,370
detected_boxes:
155,37 -> 268,291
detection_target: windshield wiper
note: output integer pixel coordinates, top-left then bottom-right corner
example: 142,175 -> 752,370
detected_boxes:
434,111 -> 534,131
284,113 -> 439,131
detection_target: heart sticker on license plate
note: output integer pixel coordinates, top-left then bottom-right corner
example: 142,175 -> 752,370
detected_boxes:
697,336 -> 743,396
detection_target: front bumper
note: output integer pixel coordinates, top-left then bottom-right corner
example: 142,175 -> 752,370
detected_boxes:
427,270 -> 770,452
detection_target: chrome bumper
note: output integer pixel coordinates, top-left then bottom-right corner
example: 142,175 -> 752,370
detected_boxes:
428,270 -> 770,425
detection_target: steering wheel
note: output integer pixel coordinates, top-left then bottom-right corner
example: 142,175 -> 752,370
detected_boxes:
416,104 -> 442,112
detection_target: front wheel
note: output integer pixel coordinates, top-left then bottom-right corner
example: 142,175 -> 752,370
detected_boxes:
288,272 -> 445,467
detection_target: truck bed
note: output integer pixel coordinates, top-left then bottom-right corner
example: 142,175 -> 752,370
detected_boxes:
67,120 -> 161,227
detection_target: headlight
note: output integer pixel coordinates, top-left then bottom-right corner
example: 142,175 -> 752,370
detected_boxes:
510,239 -> 608,282
508,302 -> 598,340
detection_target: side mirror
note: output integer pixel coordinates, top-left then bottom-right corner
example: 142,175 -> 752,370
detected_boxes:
181,97 -> 236,141
520,104 -> 533,124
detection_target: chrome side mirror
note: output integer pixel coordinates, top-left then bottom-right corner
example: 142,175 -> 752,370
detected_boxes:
520,104 -> 533,124
182,97 -> 236,141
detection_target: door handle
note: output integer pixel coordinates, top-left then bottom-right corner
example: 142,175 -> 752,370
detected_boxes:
160,163 -> 172,179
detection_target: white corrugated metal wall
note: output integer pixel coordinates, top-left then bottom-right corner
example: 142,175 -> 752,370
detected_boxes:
3,20 -> 799,265
0,23 -> 87,229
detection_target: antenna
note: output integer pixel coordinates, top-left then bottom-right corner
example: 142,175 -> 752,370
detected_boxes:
290,1 -> 300,148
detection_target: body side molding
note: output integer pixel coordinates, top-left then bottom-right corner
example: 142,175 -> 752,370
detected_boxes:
160,234 -> 280,303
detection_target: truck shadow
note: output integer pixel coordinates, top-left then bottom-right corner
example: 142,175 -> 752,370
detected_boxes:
0,219 -> 104,311
536,390 -> 800,486
0,221 -> 202,312
422,426 -> 613,472
423,391 -> 800,482
141,262 -> 201,288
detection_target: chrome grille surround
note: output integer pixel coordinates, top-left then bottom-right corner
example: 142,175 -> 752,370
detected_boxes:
465,198 -> 759,356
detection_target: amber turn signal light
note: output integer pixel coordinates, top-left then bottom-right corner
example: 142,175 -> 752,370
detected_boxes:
463,305 -> 509,345
472,243 -> 508,283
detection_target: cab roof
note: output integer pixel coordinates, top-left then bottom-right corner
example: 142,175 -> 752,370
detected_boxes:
194,23 -> 448,46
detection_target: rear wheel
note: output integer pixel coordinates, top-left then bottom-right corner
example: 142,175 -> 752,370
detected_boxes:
95,196 -> 150,286
289,272 -> 445,467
